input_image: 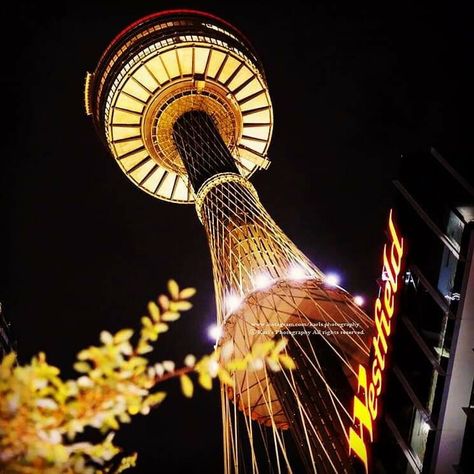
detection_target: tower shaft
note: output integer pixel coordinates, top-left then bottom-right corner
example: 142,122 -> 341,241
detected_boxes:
173,110 -> 322,320
173,111 -> 240,191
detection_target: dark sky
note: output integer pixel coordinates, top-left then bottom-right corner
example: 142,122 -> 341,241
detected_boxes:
1,1 -> 472,472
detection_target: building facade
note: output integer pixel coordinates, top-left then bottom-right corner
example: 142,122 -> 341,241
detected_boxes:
373,148 -> 473,473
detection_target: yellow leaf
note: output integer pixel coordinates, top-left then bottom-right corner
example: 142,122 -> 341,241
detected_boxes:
158,295 -> 169,310
114,329 -> 134,343
221,341 -> 234,361
225,359 -> 248,371
128,405 -> 140,415
137,342 -> 153,354
73,362 -> 91,373
106,416 -> 119,430
184,354 -> 196,367
117,453 -> 138,472
161,311 -> 180,322
171,300 -> 193,311
141,316 -> 152,328
168,279 -> 180,300
266,359 -> 281,372
279,354 -> 296,370
144,391 -> 167,407
119,413 -> 131,423
272,338 -> 288,355
179,287 -> 196,299
154,363 -> 164,377
51,444 -> 68,463
155,323 -> 169,333
100,331 -> 113,345
180,374 -> 194,398
249,358 -> 264,371
147,302 -> 160,321
252,340 -> 274,358
1,352 -> 16,370
77,349 -> 90,360
162,360 -> 175,372
198,373 -> 213,390
36,398 -> 59,410
217,369 -> 234,386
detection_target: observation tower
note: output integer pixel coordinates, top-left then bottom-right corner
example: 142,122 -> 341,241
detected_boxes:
85,10 -> 374,473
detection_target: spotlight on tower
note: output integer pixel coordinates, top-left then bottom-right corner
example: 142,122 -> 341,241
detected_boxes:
324,273 -> 341,287
288,263 -> 307,281
208,323 -> 223,342
225,293 -> 242,314
353,295 -> 365,306
253,272 -> 272,290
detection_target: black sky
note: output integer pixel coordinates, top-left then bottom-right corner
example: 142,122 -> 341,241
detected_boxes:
1,1 -> 472,472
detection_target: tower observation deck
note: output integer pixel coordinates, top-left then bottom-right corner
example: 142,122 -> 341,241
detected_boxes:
86,10 -> 374,473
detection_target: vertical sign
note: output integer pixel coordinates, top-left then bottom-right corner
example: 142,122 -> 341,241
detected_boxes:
348,210 -> 405,472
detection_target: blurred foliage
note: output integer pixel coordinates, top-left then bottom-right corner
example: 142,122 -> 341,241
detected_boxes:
0,281 -> 293,473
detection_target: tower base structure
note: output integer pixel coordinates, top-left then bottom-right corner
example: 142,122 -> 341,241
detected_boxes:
196,172 -> 373,474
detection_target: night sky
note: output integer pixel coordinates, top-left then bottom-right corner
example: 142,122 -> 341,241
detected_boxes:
2,1 -> 472,472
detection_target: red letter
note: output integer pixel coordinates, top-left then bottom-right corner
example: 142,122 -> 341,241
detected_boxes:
383,244 -> 398,293
388,210 -> 404,277
368,383 -> 378,420
348,365 -> 373,473
384,280 -> 394,319
375,298 -> 391,335
372,358 -> 383,396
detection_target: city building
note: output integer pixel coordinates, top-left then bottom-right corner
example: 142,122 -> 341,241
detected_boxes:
372,148 -> 473,473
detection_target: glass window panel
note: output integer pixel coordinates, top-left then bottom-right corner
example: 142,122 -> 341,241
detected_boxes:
133,65 -> 160,92
228,65 -> 253,92
234,78 -> 262,101
194,47 -> 211,74
130,159 -> 155,183
122,79 -> 150,102
145,56 -> 169,84
242,125 -> 270,140
112,108 -> 141,125
113,138 -> 144,156
112,126 -> 140,141
243,109 -> 271,124
206,49 -> 226,78
160,50 -> 180,78
217,56 -> 240,83
239,93 -> 268,112
176,47 -> 194,75
120,149 -> 149,171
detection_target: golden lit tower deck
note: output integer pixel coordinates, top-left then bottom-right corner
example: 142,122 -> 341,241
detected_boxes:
85,9 -> 272,203
86,10 -> 374,474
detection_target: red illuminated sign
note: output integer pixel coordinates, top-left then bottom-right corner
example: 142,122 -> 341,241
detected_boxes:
348,210 -> 404,472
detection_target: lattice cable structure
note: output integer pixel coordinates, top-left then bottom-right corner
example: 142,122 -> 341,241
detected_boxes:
85,10 -> 374,473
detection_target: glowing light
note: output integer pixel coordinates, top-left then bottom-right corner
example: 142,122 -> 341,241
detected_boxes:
325,273 -> 341,287
208,324 -> 223,341
253,272 -> 272,290
225,294 -> 242,313
354,295 -> 365,306
421,419 -> 431,433
288,263 -> 307,280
